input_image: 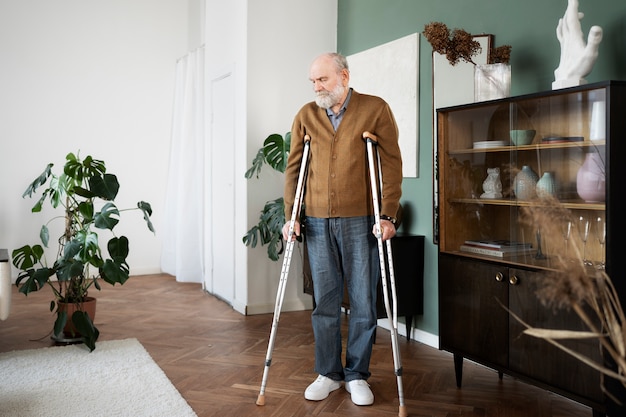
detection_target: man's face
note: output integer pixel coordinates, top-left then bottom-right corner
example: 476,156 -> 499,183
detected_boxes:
309,57 -> 347,110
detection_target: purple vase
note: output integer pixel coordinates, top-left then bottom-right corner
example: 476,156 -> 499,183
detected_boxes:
576,152 -> 605,202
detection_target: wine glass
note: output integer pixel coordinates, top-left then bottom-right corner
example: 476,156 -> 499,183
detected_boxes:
535,227 -> 546,260
577,215 -> 592,266
595,214 -> 606,269
561,219 -> 573,260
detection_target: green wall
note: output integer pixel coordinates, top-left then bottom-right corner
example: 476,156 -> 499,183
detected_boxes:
337,0 -> 626,336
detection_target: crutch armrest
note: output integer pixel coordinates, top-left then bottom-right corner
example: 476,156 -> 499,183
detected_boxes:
362,131 -> 378,144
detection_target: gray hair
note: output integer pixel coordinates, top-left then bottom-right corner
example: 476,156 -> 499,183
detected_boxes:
326,52 -> 349,73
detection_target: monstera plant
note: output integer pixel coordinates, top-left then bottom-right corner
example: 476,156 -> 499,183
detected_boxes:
243,132 -> 291,261
11,152 -> 154,351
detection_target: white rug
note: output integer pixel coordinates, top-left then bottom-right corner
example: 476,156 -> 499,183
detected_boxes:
0,338 -> 197,417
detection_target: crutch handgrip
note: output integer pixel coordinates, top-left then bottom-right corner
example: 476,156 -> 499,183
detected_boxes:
362,131 -> 379,144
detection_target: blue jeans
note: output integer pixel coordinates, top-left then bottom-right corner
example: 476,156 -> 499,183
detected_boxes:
304,216 -> 379,382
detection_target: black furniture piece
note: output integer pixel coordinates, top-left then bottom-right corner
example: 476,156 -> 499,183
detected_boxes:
436,81 -> 626,417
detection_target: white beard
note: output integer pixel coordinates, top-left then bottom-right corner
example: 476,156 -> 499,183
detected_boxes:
315,84 -> 346,109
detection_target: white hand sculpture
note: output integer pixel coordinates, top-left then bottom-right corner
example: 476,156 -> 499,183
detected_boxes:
553,0 -> 603,88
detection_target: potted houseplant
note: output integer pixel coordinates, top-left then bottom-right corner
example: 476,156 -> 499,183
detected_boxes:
11,152 -> 154,351
242,132 -> 290,261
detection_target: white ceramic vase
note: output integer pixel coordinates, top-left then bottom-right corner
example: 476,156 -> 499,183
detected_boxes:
514,165 -> 539,200
536,172 -> 557,199
474,63 -> 511,102
589,100 -> 606,141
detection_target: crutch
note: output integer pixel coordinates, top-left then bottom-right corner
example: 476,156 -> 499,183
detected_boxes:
363,131 -> 407,417
256,134 -> 311,406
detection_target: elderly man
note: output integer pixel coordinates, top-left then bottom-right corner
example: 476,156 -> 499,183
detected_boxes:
282,52 -> 402,406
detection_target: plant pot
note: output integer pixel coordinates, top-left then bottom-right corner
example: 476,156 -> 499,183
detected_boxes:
58,297 -> 97,337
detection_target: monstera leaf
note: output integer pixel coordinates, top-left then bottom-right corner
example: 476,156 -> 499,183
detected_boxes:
243,132 -> 291,261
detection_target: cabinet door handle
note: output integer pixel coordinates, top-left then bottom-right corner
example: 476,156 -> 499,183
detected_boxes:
495,272 -> 504,282
509,275 -> 519,285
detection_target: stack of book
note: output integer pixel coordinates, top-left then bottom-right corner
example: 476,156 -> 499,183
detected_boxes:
460,239 -> 534,257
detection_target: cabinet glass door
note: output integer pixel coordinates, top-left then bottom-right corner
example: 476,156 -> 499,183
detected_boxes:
437,86 -> 607,270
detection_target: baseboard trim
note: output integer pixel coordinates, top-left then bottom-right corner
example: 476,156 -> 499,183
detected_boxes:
376,318 -> 439,349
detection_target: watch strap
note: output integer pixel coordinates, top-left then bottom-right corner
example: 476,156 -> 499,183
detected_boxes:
380,214 -> 397,224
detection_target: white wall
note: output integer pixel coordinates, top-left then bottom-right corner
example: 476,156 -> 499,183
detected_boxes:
245,0 -> 337,314
0,1 -> 189,277
204,0 -> 247,311
204,0 -> 337,314
0,0 -> 338,315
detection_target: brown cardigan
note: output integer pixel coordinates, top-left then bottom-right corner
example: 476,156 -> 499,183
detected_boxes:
284,89 -> 402,220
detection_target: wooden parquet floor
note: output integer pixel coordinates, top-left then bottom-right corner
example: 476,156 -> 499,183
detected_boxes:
0,274 -> 594,417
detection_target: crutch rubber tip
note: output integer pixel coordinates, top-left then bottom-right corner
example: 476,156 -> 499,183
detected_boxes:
256,394 -> 266,406
398,405 -> 408,417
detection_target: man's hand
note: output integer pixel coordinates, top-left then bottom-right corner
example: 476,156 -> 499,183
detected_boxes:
282,220 -> 301,241
372,219 -> 396,241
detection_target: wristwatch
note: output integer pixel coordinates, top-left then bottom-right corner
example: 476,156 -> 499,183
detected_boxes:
380,214 -> 397,224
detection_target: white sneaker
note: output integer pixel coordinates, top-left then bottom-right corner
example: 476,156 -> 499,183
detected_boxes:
345,379 -> 374,406
304,375 -> 342,401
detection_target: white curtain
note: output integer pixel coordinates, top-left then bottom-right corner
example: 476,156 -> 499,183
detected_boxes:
161,46 -> 205,283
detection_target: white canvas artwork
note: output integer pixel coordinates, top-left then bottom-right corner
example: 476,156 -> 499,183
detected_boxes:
348,33 -> 419,178
432,34 -> 492,111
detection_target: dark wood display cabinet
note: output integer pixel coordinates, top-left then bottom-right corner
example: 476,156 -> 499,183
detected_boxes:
436,81 -> 626,417
304,234 -> 424,336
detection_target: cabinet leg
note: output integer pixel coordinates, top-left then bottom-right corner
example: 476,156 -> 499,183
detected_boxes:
498,371 -> 503,380
453,353 -> 463,388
